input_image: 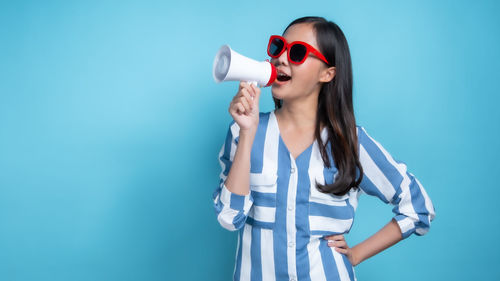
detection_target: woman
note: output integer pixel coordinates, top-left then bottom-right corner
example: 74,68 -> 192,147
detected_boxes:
213,16 -> 436,281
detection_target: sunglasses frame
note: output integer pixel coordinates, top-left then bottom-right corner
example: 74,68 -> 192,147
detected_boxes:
267,35 -> 330,65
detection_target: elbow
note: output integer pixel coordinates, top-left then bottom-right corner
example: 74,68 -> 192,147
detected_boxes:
216,209 -> 247,231
415,207 -> 436,236
393,176 -> 436,239
212,184 -> 252,231
414,219 -> 432,236
213,199 -> 247,231
394,209 -> 435,239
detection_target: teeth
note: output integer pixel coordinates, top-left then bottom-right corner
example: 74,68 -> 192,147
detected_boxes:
277,73 -> 291,82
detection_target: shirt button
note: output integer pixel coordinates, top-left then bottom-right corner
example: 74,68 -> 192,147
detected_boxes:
290,277 -> 296,281
288,241 -> 294,248
290,167 -> 296,173
288,205 -> 294,211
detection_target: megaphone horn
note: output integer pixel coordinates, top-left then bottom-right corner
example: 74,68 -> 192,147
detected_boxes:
213,45 -> 277,87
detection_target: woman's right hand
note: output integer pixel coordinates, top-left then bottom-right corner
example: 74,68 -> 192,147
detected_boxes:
229,82 -> 261,133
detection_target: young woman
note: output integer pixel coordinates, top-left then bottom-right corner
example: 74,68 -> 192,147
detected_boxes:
212,16 -> 436,281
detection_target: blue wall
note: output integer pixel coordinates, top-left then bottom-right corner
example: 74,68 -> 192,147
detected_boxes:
1,0 -> 499,280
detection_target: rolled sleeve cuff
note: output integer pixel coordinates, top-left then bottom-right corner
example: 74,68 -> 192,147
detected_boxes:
393,215 -> 416,240
220,183 -> 253,214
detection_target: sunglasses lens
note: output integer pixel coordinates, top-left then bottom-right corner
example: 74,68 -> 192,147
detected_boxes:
290,44 -> 307,63
269,38 -> 285,56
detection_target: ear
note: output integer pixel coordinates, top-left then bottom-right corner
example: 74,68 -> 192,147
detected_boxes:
319,66 -> 336,83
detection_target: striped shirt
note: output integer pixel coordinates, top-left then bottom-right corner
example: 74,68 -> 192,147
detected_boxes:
212,110 -> 436,281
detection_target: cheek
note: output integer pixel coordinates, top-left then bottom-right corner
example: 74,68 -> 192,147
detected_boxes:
292,66 -> 319,87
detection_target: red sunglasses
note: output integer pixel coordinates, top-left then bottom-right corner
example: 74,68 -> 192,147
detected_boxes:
267,35 -> 330,65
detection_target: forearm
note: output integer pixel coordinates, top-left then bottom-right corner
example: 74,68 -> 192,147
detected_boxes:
352,218 -> 403,266
224,129 -> 256,196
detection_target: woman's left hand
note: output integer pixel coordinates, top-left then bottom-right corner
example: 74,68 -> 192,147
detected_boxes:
324,234 -> 359,266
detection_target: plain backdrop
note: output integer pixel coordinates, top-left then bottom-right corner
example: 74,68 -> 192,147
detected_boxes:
1,0 -> 499,280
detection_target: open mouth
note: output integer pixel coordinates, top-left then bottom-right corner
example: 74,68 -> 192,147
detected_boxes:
277,73 -> 291,82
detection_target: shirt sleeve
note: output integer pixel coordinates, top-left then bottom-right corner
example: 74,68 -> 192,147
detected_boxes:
212,120 -> 254,231
356,126 -> 436,240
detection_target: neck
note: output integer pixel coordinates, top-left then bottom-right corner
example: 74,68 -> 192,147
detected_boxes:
276,91 -> 319,131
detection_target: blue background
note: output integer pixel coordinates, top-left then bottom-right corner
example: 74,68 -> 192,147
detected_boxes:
1,0 -> 499,280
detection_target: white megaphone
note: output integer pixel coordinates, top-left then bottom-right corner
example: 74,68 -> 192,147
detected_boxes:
213,45 -> 277,87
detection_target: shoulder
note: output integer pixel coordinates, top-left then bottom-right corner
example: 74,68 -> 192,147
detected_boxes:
355,124 -> 365,135
355,124 -> 370,141
356,125 -> 381,149
356,125 -> 392,157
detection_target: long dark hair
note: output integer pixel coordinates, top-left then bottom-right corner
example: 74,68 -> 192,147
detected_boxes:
273,16 -> 363,196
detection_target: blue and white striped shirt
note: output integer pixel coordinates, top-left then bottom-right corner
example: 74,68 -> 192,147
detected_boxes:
212,110 -> 436,281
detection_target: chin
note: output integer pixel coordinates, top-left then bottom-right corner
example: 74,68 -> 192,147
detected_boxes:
272,86 -> 298,102
271,90 -> 285,100
271,84 -> 288,97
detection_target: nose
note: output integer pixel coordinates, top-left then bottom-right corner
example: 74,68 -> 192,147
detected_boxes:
273,49 -> 289,66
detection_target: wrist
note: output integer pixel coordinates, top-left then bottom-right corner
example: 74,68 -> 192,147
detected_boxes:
235,129 -> 256,151
239,127 -> 257,139
351,245 -> 362,266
